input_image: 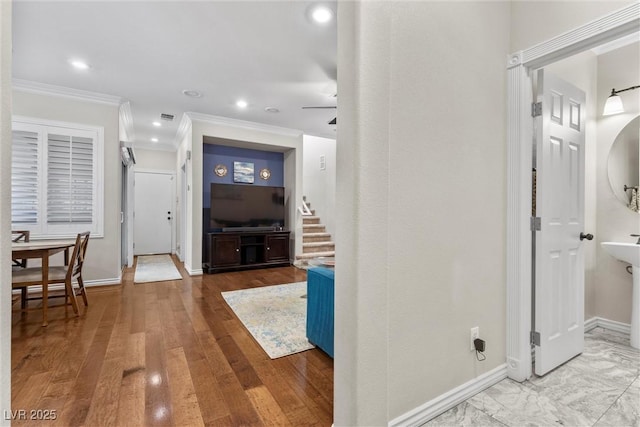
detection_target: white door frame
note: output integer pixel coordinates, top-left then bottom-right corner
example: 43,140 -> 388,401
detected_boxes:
506,3 -> 639,382
134,168 -> 177,255
122,162 -> 135,267
179,162 -> 187,262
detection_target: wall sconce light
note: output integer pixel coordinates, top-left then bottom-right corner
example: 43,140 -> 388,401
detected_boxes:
603,85 -> 640,116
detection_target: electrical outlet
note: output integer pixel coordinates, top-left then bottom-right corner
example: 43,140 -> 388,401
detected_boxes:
470,327 -> 480,351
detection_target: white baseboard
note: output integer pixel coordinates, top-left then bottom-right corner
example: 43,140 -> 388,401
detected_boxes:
85,276 -> 121,287
10,274 -> 121,295
585,316 -> 631,335
388,363 -> 508,427
184,263 -> 203,276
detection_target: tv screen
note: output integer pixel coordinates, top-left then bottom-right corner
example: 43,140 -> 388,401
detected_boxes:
210,183 -> 285,230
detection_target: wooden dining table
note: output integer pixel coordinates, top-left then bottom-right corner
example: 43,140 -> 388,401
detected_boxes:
11,239 -> 76,326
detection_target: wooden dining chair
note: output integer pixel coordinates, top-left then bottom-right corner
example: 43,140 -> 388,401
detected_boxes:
12,231 -> 91,319
11,230 -> 30,268
11,230 -> 31,309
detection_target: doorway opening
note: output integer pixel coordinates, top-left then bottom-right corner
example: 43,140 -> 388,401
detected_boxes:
506,4 -> 639,382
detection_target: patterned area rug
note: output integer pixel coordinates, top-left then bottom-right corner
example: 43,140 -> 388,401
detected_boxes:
221,282 -> 315,359
134,254 -> 182,283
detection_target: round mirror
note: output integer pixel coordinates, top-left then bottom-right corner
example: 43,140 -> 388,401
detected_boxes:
608,115 -> 640,211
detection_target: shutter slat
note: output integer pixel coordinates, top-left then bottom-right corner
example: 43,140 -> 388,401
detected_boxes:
47,133 -> 94,225
11,130 -> 39,224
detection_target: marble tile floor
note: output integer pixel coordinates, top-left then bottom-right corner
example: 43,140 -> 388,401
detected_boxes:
425,328 -> 640,427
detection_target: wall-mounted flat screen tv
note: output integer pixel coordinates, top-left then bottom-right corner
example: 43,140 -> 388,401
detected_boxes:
210,183 -> 285,230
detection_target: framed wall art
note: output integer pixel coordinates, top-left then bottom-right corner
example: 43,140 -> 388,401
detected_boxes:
233,161 -> 254,183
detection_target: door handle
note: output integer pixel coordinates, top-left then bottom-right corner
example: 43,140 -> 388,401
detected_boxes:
580,232 -> 594,241
167,217 -> 171,220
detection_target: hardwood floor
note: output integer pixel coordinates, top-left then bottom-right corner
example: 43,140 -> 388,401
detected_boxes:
10,258 -> 334,426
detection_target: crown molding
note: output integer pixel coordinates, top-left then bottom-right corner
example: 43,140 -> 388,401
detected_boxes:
119,101 -> 135,142
185,111 -> 303,138
13,79 -> 123,106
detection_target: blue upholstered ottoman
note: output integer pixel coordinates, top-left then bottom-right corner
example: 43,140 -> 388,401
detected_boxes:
306,267 -> 335,358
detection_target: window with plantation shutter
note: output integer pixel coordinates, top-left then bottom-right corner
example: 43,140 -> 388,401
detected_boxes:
11,117 -> 104,238
47,134 -> 94,224
11,129 -> 40,225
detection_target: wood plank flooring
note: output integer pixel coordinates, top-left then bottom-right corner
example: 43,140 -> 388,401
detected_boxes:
10,258 -> 333,426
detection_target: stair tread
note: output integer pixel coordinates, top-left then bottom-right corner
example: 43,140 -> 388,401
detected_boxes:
295,251 -> 335,260
303,242 -> 335,247
303,232 -> 331,236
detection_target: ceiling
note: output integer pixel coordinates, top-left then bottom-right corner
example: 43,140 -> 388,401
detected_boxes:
12,1 -> 338,150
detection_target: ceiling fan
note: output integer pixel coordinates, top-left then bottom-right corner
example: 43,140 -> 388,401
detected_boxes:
302,105 -> 337,125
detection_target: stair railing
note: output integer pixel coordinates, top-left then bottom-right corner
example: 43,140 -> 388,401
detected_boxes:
298,199 -> 312,216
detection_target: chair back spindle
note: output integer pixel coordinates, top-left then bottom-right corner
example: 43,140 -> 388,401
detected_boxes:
66,231 -> 90,283
11,230 -> 30,268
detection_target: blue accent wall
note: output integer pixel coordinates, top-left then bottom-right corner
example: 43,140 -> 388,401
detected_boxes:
203,144 -> 284,209
202,144 -> 285,257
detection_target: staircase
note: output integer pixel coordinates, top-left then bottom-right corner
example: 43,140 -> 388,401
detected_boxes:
294,199 -> 335,267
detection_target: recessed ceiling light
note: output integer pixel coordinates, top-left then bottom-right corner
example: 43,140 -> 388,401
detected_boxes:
311,5 -> 333,24
236,100 -> 248,109
152,121 -> 162,127
70,59 -> 90,70
182,89 -> 202,98
151,138 -> 159,142
264,107 -> 280,113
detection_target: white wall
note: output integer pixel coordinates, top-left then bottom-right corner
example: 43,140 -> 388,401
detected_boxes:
336,1 -> 509,424
12,91 -> 122,285
0,0 -> 12,420
186,115 -> 303,274
595,42 -> 640,324
134,148 -> 177,171
302,135 -> 336,237
545,50 -> 598,319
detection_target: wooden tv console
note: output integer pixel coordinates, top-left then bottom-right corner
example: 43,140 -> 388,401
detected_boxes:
204,230 -> 290,273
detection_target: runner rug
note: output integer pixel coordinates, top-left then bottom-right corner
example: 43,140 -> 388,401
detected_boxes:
134,254 -> 182,284
221,281 -> 315,359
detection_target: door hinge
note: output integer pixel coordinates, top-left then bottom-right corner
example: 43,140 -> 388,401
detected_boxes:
530,216 -> 541,231
530,331 -> 541,346
531,102 -> 542,117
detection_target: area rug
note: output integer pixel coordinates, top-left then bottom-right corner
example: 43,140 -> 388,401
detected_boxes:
221,282 -> 315,359
134,254 -> 182,283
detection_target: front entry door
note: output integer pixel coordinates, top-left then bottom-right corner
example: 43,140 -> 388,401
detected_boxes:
534,70 -> 586,376
134,171 -> 173,255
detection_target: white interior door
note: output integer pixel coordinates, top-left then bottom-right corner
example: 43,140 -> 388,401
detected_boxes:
134,171 -> 173,255
534,69 -> 586,376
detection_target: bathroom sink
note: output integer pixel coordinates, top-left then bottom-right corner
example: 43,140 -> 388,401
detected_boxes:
601,242 -> 640,267
601,242 -> 640,349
